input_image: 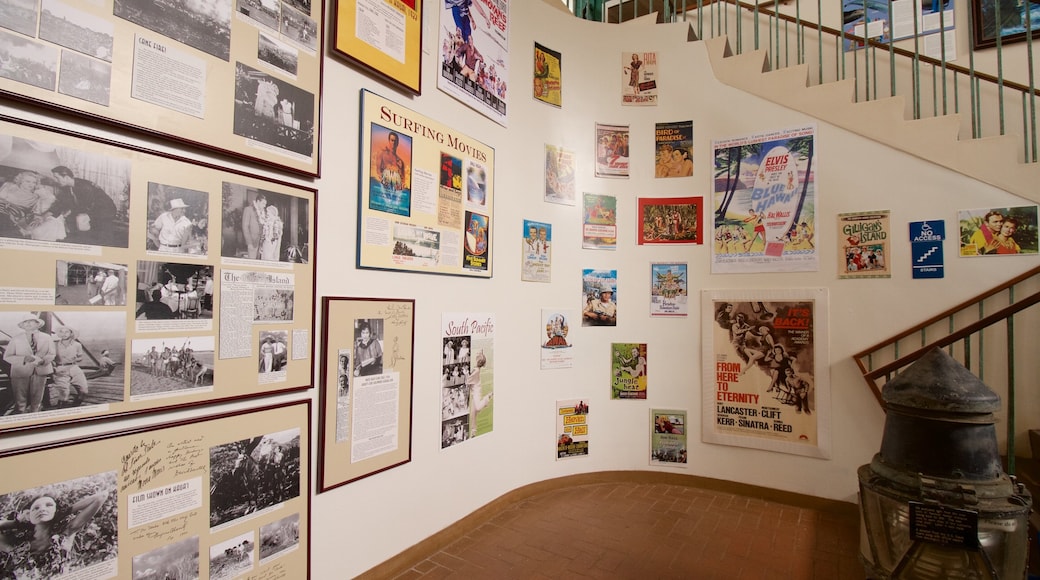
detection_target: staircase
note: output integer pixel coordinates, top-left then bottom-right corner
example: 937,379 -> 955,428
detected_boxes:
620,1 -> 1040,203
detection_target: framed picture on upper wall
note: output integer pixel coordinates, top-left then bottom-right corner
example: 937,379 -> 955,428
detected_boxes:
971,0 -> 1040,49
0,0 -> 324,176
318,296 -> 414,492
0,115 -> 316,434
332,0 -> 423,95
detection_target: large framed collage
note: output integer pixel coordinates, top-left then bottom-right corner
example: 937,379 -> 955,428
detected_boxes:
0,400 -> 310,579
0,115 -> 316,433
0,0 -> 323,176
357,89 -> 495,278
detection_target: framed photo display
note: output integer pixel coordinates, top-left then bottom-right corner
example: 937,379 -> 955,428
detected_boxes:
971,0 -> 1040,50
0,115 -> 316,434
701,288 -> 831,459
0,400 -> 310,580
0,0 -> 324,176
318,297 -> 414,492
333,0 -> 423,95
357,90 -> 495,278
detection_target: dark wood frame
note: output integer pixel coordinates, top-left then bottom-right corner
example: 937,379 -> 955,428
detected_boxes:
970,0 -> 1040,50
0,114 -> 317,435
0,399 -> 311,579
318,296 -> 414,492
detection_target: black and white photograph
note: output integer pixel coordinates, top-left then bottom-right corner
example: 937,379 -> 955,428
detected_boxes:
280,4 -> 316,51
55,260 -> 128,306
208,427 -> 301,528
0,470 -> 118,578
352,318 -> 383,377
220,181 -> 310,263
0,310 -> 126,416
253,287 -> 294,321
232,62 -> 315,157
131,535 -> 200,580
130,336 -> 214,398
283,0 -> 310,17
259,512 -> 300,562
335,348 -> 350,442
135,261 -> 215,320
39,0 -> 114,62
258,329 -> 288,373
0,0 -> 39,37
258,32 -> 298,77
114,0 -> 232,62
0,28 -> 57,90
146,181 -> 210,256
0,132 -> 130,247
57,49 -> 112,106
237,0 -> 279,32
208,531 -> 254,580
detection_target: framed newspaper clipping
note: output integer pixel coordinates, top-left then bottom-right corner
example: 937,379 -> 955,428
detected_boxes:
0,115 -> 316,434
332,0 -> 423,95
701,288 -> 831,459
0,400 -> 310,580
0,0 -> 324,176
357,90 -> 495,278
318,296 -> 414,492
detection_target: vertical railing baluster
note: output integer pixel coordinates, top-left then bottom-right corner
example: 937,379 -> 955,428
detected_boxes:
888,0 -> 896,97
995,0 -> 1006,135
794,0 -> 802,65
932,64 -> 938,117
939,0 -> 948,115
816,0 -> 823,84
754,0 -> 760,50
977,302 -> 984,379
697,0 -> 703,40
912,5 -> 921,119
1007,286 -> 1016,475
1026,1 -> 1038,162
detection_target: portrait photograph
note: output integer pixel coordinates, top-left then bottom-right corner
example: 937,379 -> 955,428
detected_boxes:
368,123 -> 413,217
209,531 -> 254,580
129,335 -> 215,399
0,310 -> 126,416
259,512 -> 300,562
233,62 -> 316,157
114,0 -> 231,61
54,260 -> 128,306
0,29 -> 58,91
352,318 -> 384,377
258,330 -> 288,374
135,261 -> 214,321
0,470 -> 118,579
146,181 -> 210,256
0,132 -> 131,248
220,182 -> 310,263
0,0 -> 39,37
335,348 -> 351,442
958,205 -> 1038,256
208,427 -> 301,529
131,535 -> 200,580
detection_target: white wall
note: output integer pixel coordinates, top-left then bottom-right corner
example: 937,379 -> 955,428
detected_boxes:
2,1 -> 1037,577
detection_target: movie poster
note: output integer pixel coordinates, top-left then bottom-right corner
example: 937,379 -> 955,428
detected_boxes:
621,51 -> 657,106
583,193 -> 617,250
611,342 -> 647,400
650,262 -> 688,317
540,308 -> 574,370
544,144 -> 576,205
701,289 -> 831,459
654,120 -> 693,178
581,269 -> 617,327
438,0 -> 509,125
556,398 -> 589,459
533,42 -> 561,107
594,123 -> 629,178
441,312 -> 495,449
957,205 -> 1039,257
838,210 -> 891,278
651,409 -> 688,465
638,197 -> 702,245
711,125 -> 818,273
521,219 -> 551,282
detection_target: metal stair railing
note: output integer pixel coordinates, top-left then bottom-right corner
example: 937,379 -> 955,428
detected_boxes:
851,264 -> 1040,472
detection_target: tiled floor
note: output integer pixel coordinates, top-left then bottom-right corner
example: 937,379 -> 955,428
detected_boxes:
388,481 -> 863,579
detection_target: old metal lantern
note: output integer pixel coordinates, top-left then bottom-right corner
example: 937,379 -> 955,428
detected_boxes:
858,348 -> 1032,579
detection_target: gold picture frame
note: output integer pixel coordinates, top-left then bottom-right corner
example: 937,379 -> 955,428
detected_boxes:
333,0 -> 423,95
